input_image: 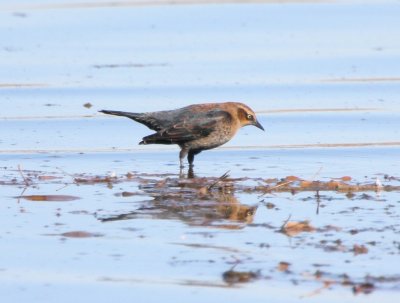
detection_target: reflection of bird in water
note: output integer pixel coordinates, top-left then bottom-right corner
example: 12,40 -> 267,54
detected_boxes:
210,190 -> 257,229
99,177 -> 257,229
99,102 -> 264,171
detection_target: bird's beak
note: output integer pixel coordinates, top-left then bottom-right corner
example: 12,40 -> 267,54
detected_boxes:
254,120 -> 265,131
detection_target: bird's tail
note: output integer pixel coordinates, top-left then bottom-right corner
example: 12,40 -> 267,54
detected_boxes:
99,109 -> 161,132
99,110 -> 142,120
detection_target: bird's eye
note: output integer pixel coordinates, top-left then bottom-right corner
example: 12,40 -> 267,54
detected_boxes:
246,114 -> 253,120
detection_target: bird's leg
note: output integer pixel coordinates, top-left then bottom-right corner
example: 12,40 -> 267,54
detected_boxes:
179,148 -> 188,169
187,150 -> 200,168
187,151 -> 195,167
179,168 -> 185,179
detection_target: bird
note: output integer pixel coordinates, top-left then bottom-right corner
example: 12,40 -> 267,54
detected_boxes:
99,102 -> 264,168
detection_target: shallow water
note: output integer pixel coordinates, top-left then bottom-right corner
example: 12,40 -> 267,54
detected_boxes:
1,150 -> 400,302
1,0 -> 400,302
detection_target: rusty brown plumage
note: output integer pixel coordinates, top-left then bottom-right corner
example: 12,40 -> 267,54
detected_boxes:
99,102 -> 264,168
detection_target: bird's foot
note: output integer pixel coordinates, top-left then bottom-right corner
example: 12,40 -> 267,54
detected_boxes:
187,166 -> 195,179
188,166 -> 196,179
179,163 -> 185,179
178,165 -> 195,178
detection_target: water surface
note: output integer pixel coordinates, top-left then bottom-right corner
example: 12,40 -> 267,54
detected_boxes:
1,0 -> 400,302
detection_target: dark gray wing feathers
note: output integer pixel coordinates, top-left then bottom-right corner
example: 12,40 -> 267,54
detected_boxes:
100,108 -> 232,145
141,110 -> 232,145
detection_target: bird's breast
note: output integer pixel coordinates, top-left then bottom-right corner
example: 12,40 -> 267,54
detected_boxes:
185,123 -> 236,151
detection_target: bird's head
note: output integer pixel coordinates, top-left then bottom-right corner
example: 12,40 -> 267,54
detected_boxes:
235,103 -> 265,131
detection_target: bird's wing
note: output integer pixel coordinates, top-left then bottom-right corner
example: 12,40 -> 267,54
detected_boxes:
142,110 -> 232,144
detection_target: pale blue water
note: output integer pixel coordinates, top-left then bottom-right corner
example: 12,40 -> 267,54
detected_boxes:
1,1 -> 400,302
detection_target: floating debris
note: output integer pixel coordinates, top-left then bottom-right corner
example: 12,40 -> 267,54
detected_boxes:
277,261 -> 291,273
60,231 -> 104,238
222,270 -> 260,285
18,195 -> 80,202
353,282 -> 375,295
352,244 -> 369,255
280,220 -> 316,237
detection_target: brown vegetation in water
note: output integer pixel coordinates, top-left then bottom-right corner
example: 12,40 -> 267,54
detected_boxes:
3,167 -> 400,295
